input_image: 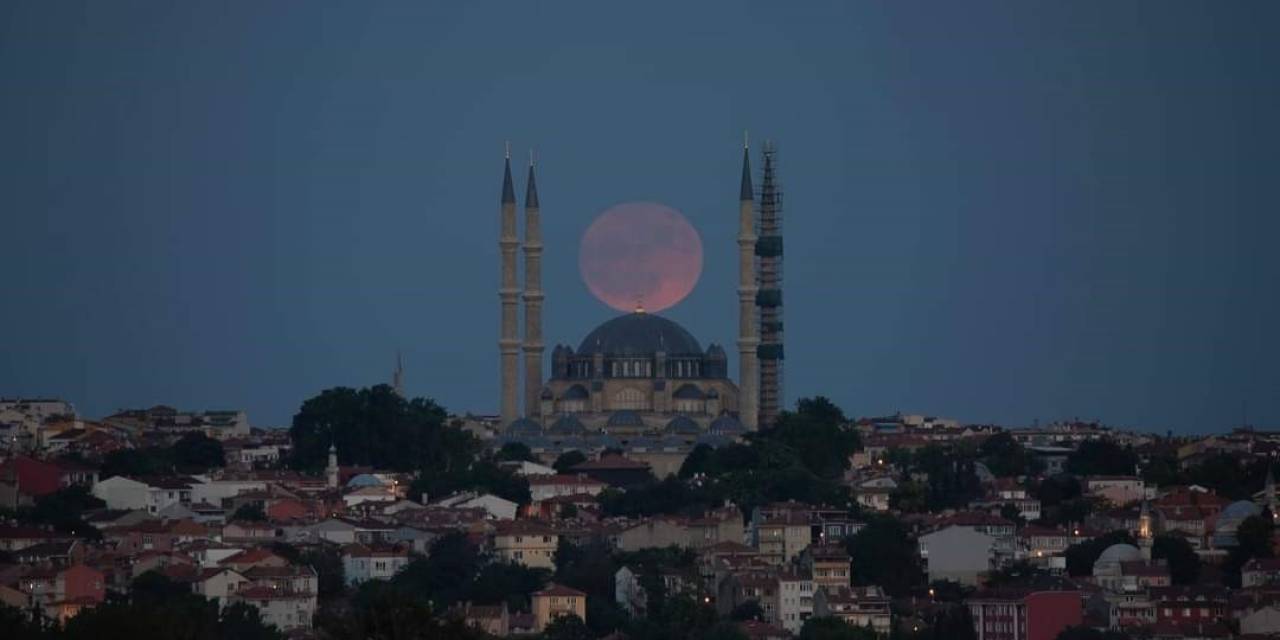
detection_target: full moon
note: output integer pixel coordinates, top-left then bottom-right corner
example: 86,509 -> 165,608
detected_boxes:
579,202 -> 703,313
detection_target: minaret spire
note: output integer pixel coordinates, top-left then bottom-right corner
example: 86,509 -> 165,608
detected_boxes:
392,350 -> 405,397
522,150 -> 545,419
499,147 -> 521,425
736,139 -> 760,430
756,142 -> 785,428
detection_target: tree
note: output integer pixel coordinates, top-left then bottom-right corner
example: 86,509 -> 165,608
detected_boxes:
100,446 -> 175,479
20,485 -> 105,539
730,600 -> 764,621
763,396 -> 860,480
554,450 -> 588,474
218,603 -> 285,640
495,442 -> 536,463
172,433 -> 225,471
926,605 -> 977,640
1152,535 -> 1200,584
847,516 -> 921,597
1066,441 -> 1138,477
466,562 -> 549,612
679,443 -> 715,478
980,433 -> 1040,478
543,614 -> 593,640
1064,530 -> 1134,577
799,617 -> 879,640
231,503 -> 267,522
299,544 -> 347,599
288,385 -> 466,473
1226,512 -> 1276,586
999,503 -> 1026,526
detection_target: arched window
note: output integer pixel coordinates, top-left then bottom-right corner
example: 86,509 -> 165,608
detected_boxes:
612,387 -> 650,411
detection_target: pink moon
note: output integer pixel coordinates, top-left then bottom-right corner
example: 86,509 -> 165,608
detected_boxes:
579,202 -> 703,313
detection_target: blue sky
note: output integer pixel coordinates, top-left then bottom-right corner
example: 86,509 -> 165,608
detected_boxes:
1,2 -> 1276,432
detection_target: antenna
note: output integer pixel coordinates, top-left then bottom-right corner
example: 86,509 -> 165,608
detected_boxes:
505,140 -> 511,159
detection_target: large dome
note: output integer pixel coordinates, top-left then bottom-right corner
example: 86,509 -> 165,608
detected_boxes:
577,313 -> 703,357
1095,543 -> 1142,566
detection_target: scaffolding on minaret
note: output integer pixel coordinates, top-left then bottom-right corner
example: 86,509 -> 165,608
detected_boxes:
755,142 -> 784,429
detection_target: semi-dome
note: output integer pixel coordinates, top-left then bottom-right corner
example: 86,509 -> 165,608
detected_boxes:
709,413 -> 745,435
1219,500 -> 1262,523
607,411 -> 645,428
548,415 -> 588,435
578,313 -> 703,357
507,417 -> 543,437
665,415 -> 701,435
672,384 -> 705,400
1095,543 -> 1142,566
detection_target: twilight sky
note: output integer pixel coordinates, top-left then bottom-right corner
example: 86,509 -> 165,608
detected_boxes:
1,2 -> 1277,433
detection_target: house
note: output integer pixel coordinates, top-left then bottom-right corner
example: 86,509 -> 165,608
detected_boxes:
684,505 -> 743,549
92,476 -> 151,511
192,567 -> 248,608
430,492 -> 518,521
527,474 -> 608,502
1241,557 -> 1280,587
228,585 -> 315,631
531,583 -> 587,632
751,511 -> 811,565
493,520 -> 558,569
967,587 -> 1081,640
1086,476 -> 1147,507
738,619 -> 791,640
615,566 -> 647,616
1240,604 -> 1280,636
812,585 -> 891,634
460,601 -> 510,636
567,454 -> 653,488
772,570 -> 815,634
0,525 -> 66,552
341,543 -> 412,585
615,517 -> 690,552
919,526 -> 996,585
799,544 -> 851,591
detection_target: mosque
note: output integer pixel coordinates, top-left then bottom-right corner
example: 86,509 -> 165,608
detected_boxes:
493,142 -> 785,459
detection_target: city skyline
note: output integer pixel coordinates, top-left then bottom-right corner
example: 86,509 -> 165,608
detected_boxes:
2,3 -> 1278,432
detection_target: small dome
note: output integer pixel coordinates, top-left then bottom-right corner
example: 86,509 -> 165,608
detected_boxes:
672,384 -> 705,400
578,313 -> 703,357
540,388 -> 554,400
562,385 -> 590,400
706,344 -> 726,359
346,474 -> 384,488
1095,543 -> 1142,566
507,418 -> 543,437
607,411 -> 645,428
665,415 -> 701,435
709,413 -> 744,435
706,388 -> 720,398
1219,500 -> 1262,523
548,415 -> 588,435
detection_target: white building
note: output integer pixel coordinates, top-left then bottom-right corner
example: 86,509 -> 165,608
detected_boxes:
342,544 -> 411,585
92,476 -> 151,511
429,492 -> 518,520
919,526 -> 996,585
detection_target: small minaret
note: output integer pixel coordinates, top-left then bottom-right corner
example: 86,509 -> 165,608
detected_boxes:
498,144 -> 522,425
522,151 -> 545,419
326,443 -> 339,489
736,135 -> 760,430
1266,464 -> 1277,522
392,350 -> 405,397
1138,499 -> 1153,561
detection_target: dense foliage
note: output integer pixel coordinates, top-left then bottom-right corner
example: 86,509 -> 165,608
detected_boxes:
1064,530 -> 1135,577
846,515 -> 922,596
1152,534 -> 1200,584
289,384 -> 468,473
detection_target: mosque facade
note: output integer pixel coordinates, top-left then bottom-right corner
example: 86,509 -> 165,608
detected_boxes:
495,143 -> 777,446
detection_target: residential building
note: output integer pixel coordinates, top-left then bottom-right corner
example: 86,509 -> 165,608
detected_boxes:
967,587 -> 1081,640
812,585 -> 891,634
531,583 -> 587,632
493,521 -> 558,569
919,525 -> 996,586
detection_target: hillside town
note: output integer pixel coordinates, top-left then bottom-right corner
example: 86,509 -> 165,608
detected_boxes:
2,392 -> 1279,640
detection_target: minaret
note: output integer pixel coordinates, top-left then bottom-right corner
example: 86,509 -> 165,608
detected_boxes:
1266,464 -> 1277,522
522,151 -> 545,419
326,443 -> 339,489
736,136 -> 760,430
1138,498 -> 1153,560
498,145 -> 521,425
755,142 -> 785,428
392,350 -> 405,397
